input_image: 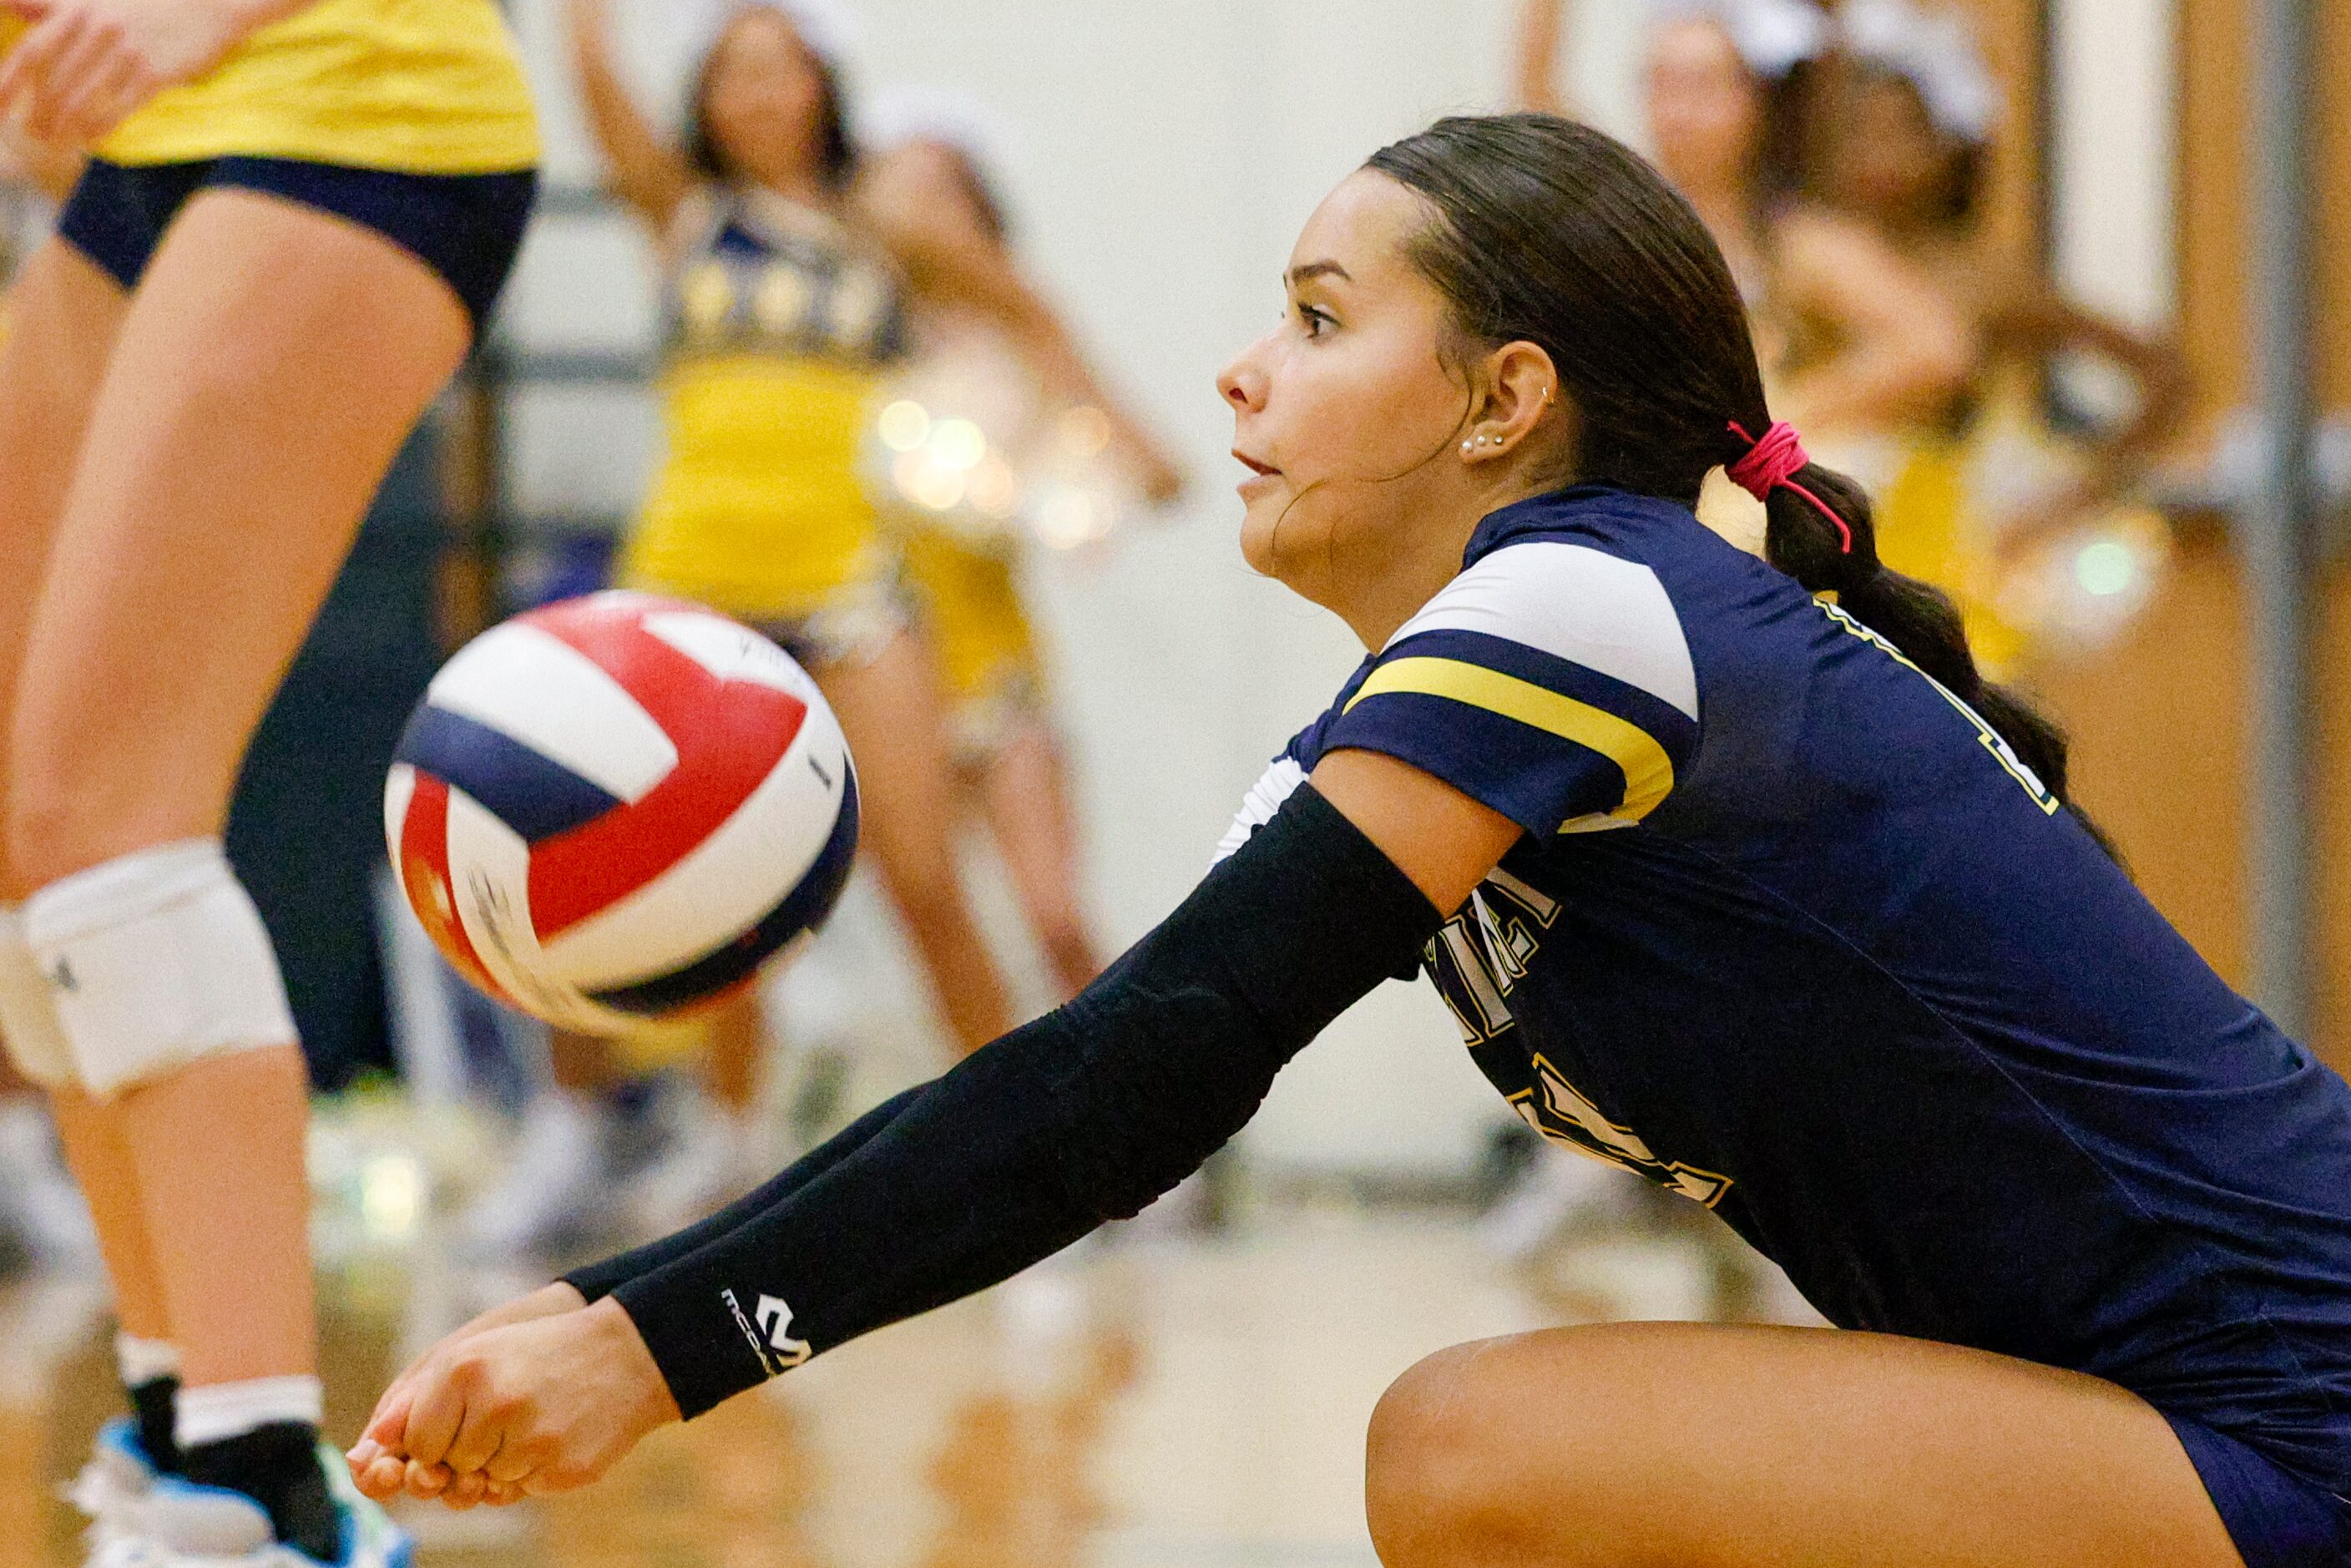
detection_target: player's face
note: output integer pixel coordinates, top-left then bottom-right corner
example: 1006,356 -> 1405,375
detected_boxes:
705,13 -> 832,190
1218,170 -> 1479,604
1645,18 -> 1760,198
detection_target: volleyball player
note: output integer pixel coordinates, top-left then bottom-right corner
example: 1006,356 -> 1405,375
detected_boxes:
0,1 -> 535,1561
353,115 -> 2351,1568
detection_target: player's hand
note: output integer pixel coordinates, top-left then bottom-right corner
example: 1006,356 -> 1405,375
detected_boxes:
350,1297 -> 680,1506
347,1282 -> 589,1502
0,0 -> 265,144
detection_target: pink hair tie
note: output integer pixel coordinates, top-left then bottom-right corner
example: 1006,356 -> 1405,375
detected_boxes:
1726,419 -> 1851,554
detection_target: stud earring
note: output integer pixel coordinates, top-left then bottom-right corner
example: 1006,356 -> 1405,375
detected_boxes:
1461,440 -> 1474,455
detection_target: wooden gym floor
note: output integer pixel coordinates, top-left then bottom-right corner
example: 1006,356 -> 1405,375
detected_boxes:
0,1187 -> 1782,1568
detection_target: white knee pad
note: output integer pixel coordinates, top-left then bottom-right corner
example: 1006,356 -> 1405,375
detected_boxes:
23,841 -> 296,1096
0,904 -> 77,1089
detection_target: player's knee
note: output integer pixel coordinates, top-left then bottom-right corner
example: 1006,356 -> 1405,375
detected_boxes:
1366,1343 -> 1529,1566
20,839 -> 296,1096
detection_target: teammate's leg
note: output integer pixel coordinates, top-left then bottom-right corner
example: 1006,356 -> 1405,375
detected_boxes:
974,723 -> 1101,1001
0,239 -> 187,1469
1363,1321 -> 2246,1568
817,631 -> 1014,1055
4,187 -> 472,1553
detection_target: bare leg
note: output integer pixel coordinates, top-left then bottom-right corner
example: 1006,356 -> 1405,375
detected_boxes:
4,191 -> 472,1388
817,632 -> 1014,1055
975,722 -> 1101,1002
48,1089 -> 169,1338
1364,1321 -> 2245,1568
0,239 -> 172,1341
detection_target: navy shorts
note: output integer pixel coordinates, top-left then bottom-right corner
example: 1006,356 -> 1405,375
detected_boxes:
2166,1414 -> 2351,1568
57,155 -> 536,336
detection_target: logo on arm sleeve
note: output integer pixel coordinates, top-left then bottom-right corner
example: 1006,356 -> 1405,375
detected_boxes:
721,1287 -> 811,1376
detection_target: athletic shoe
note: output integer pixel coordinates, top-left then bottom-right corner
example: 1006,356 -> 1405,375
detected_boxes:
454,1090 -> 614,1258
67,1419 -> 159,1557
94,1447 -> 412,1568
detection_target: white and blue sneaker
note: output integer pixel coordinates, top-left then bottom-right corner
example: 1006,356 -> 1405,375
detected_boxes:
67,1419 -> 160,1555
94,1446 -> 412,1568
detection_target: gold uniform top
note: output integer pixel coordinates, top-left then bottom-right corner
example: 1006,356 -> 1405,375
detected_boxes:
80,0 -> 538,175
619,187 -> 908,623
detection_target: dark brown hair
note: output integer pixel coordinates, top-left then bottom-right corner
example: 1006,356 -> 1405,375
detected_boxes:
686,11 -> 857,194
1365,114 -> 2076,807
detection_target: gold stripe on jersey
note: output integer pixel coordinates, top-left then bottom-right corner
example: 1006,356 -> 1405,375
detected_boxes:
97,0 -> 537,175
1346,655 -> 1675,822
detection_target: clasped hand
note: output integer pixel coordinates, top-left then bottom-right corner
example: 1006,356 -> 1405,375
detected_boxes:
346,1284 -> 681,1509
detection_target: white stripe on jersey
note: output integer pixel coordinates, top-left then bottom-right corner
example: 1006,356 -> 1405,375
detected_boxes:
1214,756 -> 1307,865
1385,543 -> 1698,720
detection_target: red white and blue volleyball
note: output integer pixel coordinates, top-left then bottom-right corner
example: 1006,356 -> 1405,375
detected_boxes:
384,591 -> 858,1033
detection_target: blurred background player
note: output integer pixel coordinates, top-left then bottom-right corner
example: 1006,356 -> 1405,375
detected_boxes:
470,0 -> 1184,1261
1782,0 -> 2192,674
0,3 -> 535,1565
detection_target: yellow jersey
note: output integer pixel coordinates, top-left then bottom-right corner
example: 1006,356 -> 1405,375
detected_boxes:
620,188 -> 908,621
93,0 -> 537,175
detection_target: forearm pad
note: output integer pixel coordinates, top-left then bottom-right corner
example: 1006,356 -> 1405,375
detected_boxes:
608,784 -> 1439,1418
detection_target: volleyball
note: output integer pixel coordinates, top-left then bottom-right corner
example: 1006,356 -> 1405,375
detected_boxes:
383,591 -> 858,1034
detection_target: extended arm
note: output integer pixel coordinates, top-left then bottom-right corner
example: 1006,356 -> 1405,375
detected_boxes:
561,0 -> 694,231
351,755 -> 1514,1501
597,781 -> 1440,1415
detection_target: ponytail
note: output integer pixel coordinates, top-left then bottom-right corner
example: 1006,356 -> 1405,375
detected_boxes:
1732,425 -> 2088,820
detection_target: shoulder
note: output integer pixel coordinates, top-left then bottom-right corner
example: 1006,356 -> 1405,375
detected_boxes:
1389,539 -> 1697,721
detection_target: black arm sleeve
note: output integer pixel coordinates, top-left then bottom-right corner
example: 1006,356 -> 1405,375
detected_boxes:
608,783 -> 1441,1418
563,1085 -> 923,1303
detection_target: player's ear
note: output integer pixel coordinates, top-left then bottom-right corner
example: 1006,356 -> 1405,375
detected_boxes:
1459,340 -> 1566,465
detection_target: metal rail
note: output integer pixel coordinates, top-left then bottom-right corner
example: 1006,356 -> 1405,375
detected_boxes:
2243,0 -> 2319,1035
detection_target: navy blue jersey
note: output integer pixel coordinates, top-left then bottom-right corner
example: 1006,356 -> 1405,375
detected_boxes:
1225,485 -> 2351,1495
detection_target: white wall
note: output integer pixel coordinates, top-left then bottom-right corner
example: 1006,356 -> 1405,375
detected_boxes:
2048,0 -> 2177,329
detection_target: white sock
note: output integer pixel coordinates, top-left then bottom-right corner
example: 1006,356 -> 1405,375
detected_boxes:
175,1375 -> 324,1449
115,1333 -> 182,1388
